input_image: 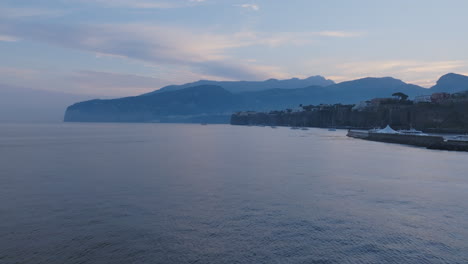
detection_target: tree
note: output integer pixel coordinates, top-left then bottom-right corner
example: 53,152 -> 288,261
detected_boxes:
392,92 -> 409,101
301,105 -> 314,111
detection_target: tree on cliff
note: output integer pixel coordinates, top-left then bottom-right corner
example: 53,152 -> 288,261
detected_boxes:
300,105 -> 314,111
392,92 -> 409,101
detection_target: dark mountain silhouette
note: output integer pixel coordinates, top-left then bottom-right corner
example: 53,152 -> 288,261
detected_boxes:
144,75 -> 335,94
65,76 -> 433,123
237,77 -> 427,111
325,77 -> 427,101
65,85 -> 240,123
430,73 -> 468,93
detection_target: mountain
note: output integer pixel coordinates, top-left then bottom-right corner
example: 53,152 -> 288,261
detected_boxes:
144,75 -> 335,94
65,77 -> 428,123
0,84 -> 95,123
325,77 -> 426,101
65,85 -> 240,123
236,77 -> 426,111
430,73 -> 468,93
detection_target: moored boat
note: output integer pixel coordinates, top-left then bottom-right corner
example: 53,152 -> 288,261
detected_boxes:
398,128 -> 427,136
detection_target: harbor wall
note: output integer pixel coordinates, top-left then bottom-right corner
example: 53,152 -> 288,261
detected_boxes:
367,133 -> 444,147
346,130 -> 468,151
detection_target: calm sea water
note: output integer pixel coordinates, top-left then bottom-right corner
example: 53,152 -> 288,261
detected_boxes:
1,123 -> 468,264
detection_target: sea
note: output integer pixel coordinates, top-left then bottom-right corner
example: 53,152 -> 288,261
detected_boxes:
1,123 -> 467,264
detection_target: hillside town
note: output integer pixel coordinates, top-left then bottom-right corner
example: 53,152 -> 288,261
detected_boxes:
231,90 -> 468,134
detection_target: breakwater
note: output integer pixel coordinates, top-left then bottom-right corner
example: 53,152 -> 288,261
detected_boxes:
347,131 -> 468,152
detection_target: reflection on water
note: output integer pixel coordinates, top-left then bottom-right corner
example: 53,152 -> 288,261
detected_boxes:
0,123 -> 467,263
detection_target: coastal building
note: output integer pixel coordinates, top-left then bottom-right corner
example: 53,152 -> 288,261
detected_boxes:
452,91 -> 468,100
431,93 -> 451,103
236,111 -> 258,116
352,100 -> 372,111
370,98 -> 396,106
370,98 -> 387,106
414,95 -> 431,103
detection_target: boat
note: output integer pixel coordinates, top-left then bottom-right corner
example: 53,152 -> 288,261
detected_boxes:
347,129 -> 369,138
374,125 -> 400,134
398,128 -> 427,135
301,127 -> 309,131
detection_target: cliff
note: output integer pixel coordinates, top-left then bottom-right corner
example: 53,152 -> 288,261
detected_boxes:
231,98 -> 468,133
65,85 -> 238,123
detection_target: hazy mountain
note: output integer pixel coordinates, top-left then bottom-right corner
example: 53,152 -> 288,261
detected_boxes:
430,73 -> 468,93
0,84 -> 95,123
236,77 -> 427,111
325,77 -> 427,100
144,75 -> 335,94
65,77 -> 428,123
65,85 -> 240,123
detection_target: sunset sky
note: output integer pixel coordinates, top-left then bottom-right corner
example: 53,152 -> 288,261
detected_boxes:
1,0 -> 468,96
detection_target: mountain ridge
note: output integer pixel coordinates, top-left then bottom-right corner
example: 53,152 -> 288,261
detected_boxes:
430,73 -> 468,93
144,75 -> 335,95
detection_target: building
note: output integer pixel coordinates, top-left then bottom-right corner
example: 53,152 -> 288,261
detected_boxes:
452,91 -> 468,100
370,98 -> 395,106
414,95 -> 431,103
431,92 -> 451,103
352,100 -> 372,111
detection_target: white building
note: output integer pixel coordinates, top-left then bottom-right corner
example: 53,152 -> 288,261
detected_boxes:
352,101 -> 371,111
414,95 -> 431,103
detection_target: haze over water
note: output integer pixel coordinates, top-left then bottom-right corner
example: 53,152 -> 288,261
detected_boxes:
1,123 -> 467,263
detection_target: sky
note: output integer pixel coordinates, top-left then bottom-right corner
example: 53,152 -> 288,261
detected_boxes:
1,0 -> 468,96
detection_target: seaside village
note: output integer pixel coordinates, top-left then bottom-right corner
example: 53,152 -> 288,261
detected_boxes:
351,91 -> 467,112
235,90 -> 468,117
232,90 -> 468,151
332,90 -> 468,152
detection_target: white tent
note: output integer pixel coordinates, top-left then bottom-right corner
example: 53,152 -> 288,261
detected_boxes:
377,125 -> 399,134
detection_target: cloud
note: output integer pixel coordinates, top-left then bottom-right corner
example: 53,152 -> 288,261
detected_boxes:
1,21 -> 359,80
326,60 -> 466,87
0,67 -> 39,78
65,70 -> 169,94
69,0 -> 205,9
0,7 -> 65,18
318,31 -> 365,38
0,34 -> 19,42
236,4 -> 260,11
0,17 -> 365,87
337,60 -> 464,74
0,67 -> 170,96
